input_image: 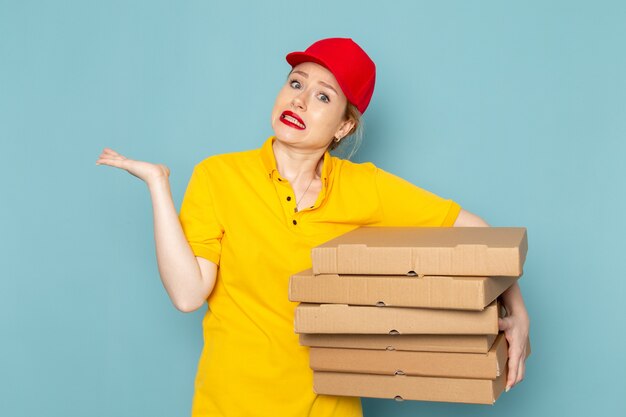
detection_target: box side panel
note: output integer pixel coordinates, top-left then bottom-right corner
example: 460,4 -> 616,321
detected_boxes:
337,245 -> 413,275
327,246 -> 523,276
311,248 -> 338,275
483,276 -> 518,308
493,333 -> 508,377
299,333 -> 496,353
309,347 -> 500,379
290,274 -> 492,310
313,372 -> 501,404
519,229 -> 528,272
313,227 -> 528,276
295,302 -> 499,334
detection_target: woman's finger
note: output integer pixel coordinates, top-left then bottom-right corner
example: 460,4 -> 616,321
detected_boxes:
506,347 -> 520,391
96,158 -> 125,168
516,348 -> 526,385
499,317 -> 511,332
101,149 -> 130,162
102,148 -> 124,157
99,151 -> 125,160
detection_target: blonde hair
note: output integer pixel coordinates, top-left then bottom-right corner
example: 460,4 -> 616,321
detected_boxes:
328,103 -> 363,160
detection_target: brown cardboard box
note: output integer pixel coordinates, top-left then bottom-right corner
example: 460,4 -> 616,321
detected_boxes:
312,227 -> 527,276
289,269 -> 517,310
299,333 -> 497,353
309,333 -> 508,379
294,300 -> 500,334
313,371 -> 506,405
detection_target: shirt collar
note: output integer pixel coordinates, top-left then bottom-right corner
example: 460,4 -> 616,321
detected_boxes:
259,136 -> 334,182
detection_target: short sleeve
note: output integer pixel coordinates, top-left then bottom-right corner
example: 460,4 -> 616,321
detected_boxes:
375,167 -> 461,227
179,163 -> 223,265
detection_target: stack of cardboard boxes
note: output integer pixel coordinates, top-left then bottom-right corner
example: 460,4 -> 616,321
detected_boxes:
289,227 -> 529,405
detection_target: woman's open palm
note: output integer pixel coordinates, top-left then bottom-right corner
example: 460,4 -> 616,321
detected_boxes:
96,148 -> 170,185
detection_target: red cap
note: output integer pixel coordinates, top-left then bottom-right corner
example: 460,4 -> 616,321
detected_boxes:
286,38 -> 376,114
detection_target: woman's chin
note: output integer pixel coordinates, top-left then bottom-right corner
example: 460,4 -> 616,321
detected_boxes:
273,128 -> 303,145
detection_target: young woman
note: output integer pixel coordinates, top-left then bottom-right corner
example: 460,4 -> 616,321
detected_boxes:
96,38 -> 529,417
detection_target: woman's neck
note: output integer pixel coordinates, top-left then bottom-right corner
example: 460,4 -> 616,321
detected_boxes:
272,140 -> 324,183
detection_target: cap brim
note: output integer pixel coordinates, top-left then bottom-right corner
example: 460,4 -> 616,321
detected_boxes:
286,52 -> 331,72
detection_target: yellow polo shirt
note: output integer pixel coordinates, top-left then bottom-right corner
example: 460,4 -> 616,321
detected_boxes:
179,136 -> 461,417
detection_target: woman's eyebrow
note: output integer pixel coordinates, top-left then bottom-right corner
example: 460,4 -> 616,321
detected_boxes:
291,70 -> 309,78
290,70 -> 338,95
319,81 -> 338,95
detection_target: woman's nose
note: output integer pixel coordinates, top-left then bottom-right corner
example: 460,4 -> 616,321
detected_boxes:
291,92 -> 307,110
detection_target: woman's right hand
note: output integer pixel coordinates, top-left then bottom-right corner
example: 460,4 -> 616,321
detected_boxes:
96,148 -> 170,186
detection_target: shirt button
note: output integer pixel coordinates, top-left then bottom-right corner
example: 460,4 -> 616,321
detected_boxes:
286,196 -> 291,201
292,220 -> 297,225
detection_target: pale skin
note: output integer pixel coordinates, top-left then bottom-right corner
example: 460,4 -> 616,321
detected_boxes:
96,61 -> 529,391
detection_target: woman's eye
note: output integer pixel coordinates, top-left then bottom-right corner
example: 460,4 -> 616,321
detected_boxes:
317,93 -> 330,103
289,79 -> 301,89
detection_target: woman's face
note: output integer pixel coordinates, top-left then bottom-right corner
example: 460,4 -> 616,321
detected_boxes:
271,61 -> 353,152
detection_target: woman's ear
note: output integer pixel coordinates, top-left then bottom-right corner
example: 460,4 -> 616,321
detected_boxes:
335,118 -> 356,141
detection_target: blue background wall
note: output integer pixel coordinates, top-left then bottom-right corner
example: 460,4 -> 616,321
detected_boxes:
1,1 -> 624,416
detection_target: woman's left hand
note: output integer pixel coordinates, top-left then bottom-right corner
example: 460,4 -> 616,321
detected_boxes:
498,308 -> 530,391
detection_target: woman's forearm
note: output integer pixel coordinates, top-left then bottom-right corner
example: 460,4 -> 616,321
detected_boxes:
148,177 -> 214,312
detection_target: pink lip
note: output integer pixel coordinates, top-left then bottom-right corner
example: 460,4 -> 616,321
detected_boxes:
280,110 -> 306,130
